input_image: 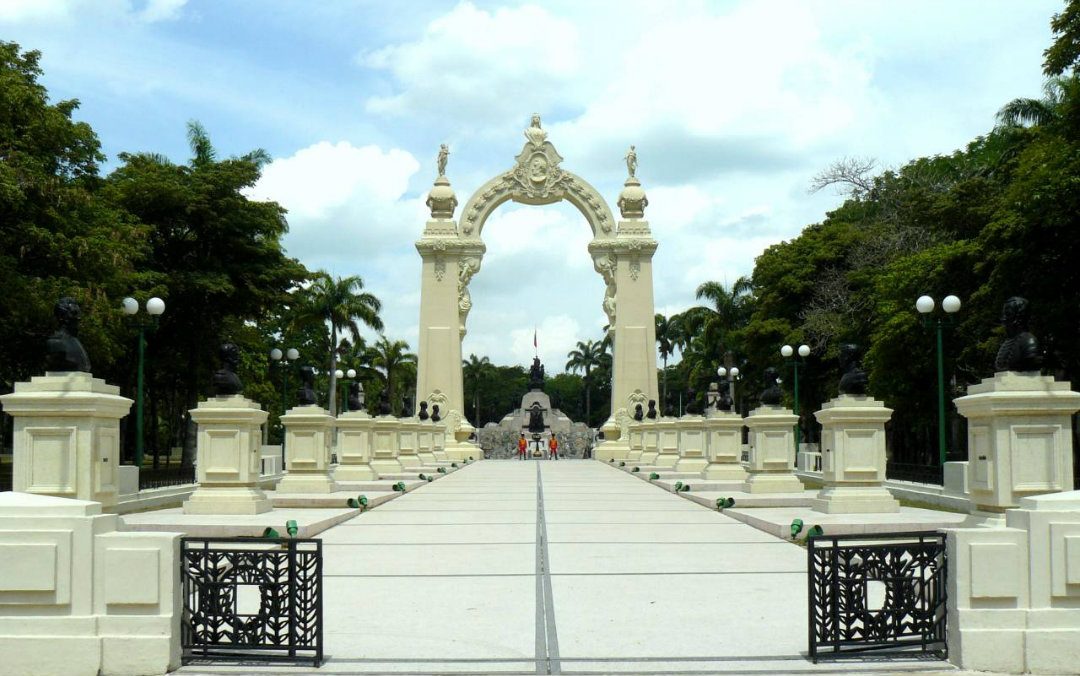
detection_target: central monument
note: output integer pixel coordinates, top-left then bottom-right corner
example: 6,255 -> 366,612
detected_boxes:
414,116 -> 660,458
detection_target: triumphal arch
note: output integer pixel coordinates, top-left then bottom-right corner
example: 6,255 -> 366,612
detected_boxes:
414,116 -> 659,458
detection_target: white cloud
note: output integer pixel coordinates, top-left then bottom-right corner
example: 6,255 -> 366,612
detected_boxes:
0,0 -> 69,22
0,0 -> 187,24
137,0 -> 187,23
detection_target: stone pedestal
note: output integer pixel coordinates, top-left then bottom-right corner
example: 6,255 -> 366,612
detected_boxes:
652,419 -> 680,468
742,405 -> 804,494
397,419 -> 422,469
276,405 -> 337,494
444,412 -> 480,461
955,372 -> 1080,524
432,422 -> 449,461
0,372 -> 133,509
625,422 -> 644,463
594,415 -> 630,462
417,421 -> 438,464
183,396 -> 271,515
369,416 -> 403,475
702,413 -> 747,481
638,422 -> 660,465
334,411 -> 378,481
811,395 -> 899,513
674,416 -> 708,473
0,492 -> 181,676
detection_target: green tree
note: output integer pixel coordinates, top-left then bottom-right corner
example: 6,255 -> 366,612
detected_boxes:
566,339 -> 606,426
1044,0 -> 1080,76
655,313 -> 675,409
289,272 -> 383,413
370,337 -> 416,415
462,354 -> 493,426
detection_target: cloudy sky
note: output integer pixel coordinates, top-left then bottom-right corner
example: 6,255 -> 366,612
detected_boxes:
2,0 -> 1062,371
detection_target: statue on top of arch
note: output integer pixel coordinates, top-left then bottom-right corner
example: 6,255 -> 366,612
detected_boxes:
511,114 -> 565,202
525,114 -> 547,147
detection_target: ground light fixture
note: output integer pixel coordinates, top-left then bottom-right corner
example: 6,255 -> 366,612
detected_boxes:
916,294 -> 962,465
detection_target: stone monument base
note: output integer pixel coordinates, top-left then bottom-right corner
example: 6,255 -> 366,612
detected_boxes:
811,484 -> 900,513
334,464 -> 378,481
742,473 -> 804,494
702,463 -> 747,481
183,486 -> 272,514
674,457 -> 708,473
275,472 -> 338,494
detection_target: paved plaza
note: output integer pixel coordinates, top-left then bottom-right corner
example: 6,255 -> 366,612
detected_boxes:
179,460 -> 961,675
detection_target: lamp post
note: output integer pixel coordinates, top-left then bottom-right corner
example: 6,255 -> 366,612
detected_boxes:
916,294 -> 961,466
781,343 -> 811,455
334,368 -> 357,414
122,296 -> 165,469
270,347 -> 299,462
716,365 -> 740,405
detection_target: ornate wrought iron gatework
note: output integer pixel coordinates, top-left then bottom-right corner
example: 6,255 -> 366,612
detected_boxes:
808,531 -> 947,662
181,537 -> 322,666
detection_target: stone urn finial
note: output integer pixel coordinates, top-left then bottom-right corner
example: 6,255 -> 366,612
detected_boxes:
45,296 -> 92,373
426,143 -> 458,220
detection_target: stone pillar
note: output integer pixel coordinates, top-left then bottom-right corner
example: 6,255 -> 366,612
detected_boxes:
397,419 -> 421,469
183,396 -> 271,515
652,419 -> 680,468
810,395 -> 899,513
334,410 -> 377,481
625,421 -> 644,462
674,415 -> 708,473
0,492 -> 181,676
276,405 -> 337,494
742,405 -> 804,493
443,409 -> 479,461
0,372 -> 133,509
417,421 -> 437,464
702,412 -> 747,481
369,416 -> 403,476
638,421 -> 660,465
954,372 -> 1080,525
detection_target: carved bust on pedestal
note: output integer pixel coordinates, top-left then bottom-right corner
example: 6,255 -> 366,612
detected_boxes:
297,366 -> 317,406
211,342 -> 243,396
45,297 -> 91,373
418,400 -> 429,420
760,368 -> 782,406
633,403 -> 644,421
837,343 -> 869,395
994,296 -> 1041,372
347,381 -> 364,412
646,399 -> 658,420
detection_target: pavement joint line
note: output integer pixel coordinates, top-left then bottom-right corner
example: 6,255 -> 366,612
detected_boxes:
321,570 -> 805,578
535,463 -> 561,675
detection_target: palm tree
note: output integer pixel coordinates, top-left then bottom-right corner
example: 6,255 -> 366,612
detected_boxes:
290,272 -> 383,413
692,277 -> 754,359
370,336 -> 417,415
996,77 -> 1067,128
566,339 -> 606,426
655,313 -> 675,409
462,354 -> 493,426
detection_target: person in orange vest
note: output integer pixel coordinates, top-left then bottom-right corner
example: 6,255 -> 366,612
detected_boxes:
518,433 -> 527,460
548,435 -> 558,460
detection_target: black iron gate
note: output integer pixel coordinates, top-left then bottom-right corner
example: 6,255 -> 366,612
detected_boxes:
808,531 -> 947,661
180,536 -> 323,666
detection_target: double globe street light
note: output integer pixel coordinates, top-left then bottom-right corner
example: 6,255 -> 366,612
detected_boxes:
781,343 -> 811,454
916,294 -> 961,466
716,365 -> 740,406
270,347 -> 299,458
122,296 -> 165,469
334,368 -> 358,414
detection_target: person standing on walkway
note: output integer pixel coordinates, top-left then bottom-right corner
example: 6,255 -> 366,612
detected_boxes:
548,436 -> 558,460
518,433 -> 527,460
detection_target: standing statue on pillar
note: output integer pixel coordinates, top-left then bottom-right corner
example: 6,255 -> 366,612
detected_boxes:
624,145 -> 637,178
994,296 -> 1042,372
45,297 -> 92,373
529,356 -> 546,391
437,144 -> 449,177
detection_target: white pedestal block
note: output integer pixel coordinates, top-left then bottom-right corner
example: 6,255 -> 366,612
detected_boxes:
443,412 -> 480,461
397,419 -> 422,469
0,492 -> 181,676
432,422 -> 449,461
652,419 -> 680,468
594,414 -> 631,461
625,422 -> 644,462
0,372 -> 133,509
742,405 -> 803,494
674,416 -> 708,473
811,395 -> 899,514
638,421 -> 660,464
417,421 -> 438,464
334,411 -> 377,481
955,372 -> 1080,520
369,417 -> 403,475
702,413 -> 746,481
183,396 -> 271,515
276,405 -> 337,494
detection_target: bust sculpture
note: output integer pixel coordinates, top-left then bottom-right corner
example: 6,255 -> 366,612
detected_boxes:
525,114 -> 547,147
45,297 -> 91,373
994,296 -> 1042,372
529,356 -> 545,391
633,403 -> 644,421
430,404 -> 441,422
684,388 -> 702,415
837,343 -> 869,395
646,399 -> 658,420
297,366 -> 317,406
760,368 -> 782,406
347,381 -> 364,411
527,402 -> 545,434
376,389 -> 392,416
212,342 -> 243,396
716,389 -> 734,412
418,400 -> 429,421
402,394 -> 413,417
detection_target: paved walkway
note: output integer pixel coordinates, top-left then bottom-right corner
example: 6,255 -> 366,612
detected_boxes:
182,460 -> 958,675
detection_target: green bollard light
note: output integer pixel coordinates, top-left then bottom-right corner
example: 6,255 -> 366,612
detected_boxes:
286,520 -> 298,537
609,458 -> 614,463
619,461 -> 626,467
419,473 -> 427,480
632,467 -> 640,473
723,497 -> 735,508
649,472 -> 660,480
427,475 -> 433,482
468,456 -> 474,461
806,525 -> 824,539
674,481 -> 684,491
790,518 -> 804,539
262,527 -> 280,538
347,498 -> 360,508
451,462 -> 458,468
677,483 -> 691,493
358,494 -> 369,507
437,467 -> 446,474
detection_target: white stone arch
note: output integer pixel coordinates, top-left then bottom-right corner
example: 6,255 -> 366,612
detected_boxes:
414,116 -> 658,460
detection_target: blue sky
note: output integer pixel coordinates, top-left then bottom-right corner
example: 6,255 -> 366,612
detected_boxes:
1,0 -> 1063,370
